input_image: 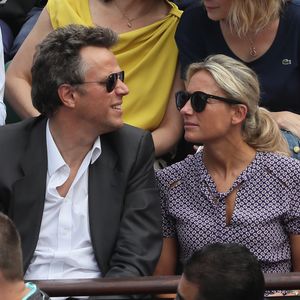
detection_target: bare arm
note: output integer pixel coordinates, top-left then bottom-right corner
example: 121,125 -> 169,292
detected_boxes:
271,111 -> 300,138
154,237 -> 178,275
5,8 -> 53,118
152,64 -> 184,157
290,234 -> 300,271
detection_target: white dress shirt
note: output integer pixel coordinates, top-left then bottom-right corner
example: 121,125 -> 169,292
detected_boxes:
0,30 -> 6,126
25,121 -> 102,290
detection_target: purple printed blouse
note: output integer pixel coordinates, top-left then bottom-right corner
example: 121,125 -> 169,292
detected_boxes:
156,150 -> 300,273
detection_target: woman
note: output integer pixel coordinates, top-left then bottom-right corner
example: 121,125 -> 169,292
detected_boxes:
5,0 -> 183,157
175,0 -> 300,158
155,54 -> 300,276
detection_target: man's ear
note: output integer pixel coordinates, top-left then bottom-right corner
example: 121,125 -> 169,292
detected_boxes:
231,104 -> 248,125
57,84 -> 76,108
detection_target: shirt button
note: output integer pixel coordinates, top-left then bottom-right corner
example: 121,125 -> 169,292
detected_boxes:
293,146 -> 300,154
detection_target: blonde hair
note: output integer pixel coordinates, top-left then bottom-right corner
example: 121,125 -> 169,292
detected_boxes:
211,0 -> 287,36
186,54 -> 290,156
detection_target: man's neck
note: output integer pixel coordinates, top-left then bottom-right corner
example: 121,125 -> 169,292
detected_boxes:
48,116 -> 97,168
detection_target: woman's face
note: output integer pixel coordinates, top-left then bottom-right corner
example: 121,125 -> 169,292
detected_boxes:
180,70 -> 235,145
203,0 -> 232,21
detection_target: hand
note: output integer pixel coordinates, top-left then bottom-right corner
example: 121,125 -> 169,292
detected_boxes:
271,111 -> 300,138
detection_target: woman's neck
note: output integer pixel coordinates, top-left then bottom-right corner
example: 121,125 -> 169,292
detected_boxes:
92,0 -> 170,33
202,139 -> 256,178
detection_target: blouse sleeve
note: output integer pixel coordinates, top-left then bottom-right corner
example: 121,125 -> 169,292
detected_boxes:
156,170 -> 177,238
283,165 -> 300,235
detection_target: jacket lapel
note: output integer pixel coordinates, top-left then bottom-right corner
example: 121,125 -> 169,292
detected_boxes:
11,117 -> 48,270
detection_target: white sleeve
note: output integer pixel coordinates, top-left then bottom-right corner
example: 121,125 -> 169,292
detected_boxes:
0,30 -> 6,125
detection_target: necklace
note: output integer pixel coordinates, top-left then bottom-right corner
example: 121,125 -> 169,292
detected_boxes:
247,35 -> 257,57
113,1 -> 140,28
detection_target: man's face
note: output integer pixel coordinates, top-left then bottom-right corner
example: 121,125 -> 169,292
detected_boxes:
176,274 -> 201,300
74,46 -> 129,135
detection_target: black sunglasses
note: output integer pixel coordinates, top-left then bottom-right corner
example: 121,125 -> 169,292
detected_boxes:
74,71 -> 125,93
175,90 -> 243,113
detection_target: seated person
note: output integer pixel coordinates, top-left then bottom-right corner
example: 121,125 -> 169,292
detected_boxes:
0,212 -> 49,299
5,0 -> 183,158
0,24 -> 162,299
175,0 -> 300,159
0,30 -> 6,125
177,243 -> 265,300
0,0 -> 46,62
155,55 -> 300,276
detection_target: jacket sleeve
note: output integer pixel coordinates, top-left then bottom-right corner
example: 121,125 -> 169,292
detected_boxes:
104,131 -> 162,279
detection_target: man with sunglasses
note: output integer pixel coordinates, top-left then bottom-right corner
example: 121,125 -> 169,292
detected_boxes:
0,24 -> 162,299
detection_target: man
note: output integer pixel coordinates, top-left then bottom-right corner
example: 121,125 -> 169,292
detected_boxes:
176,243 -> 265,300
0,212 -> 49,300
0,24 -> 162,298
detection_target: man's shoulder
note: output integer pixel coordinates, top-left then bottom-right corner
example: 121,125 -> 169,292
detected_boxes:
0,117 -> 45,154
103,123 -> 151,146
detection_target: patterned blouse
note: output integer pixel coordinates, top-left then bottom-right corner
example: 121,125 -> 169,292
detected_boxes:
156,150 -> 300,273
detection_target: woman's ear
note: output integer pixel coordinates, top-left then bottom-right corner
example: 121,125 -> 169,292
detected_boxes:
57,84 -> 76,108
231,104 -> 248,125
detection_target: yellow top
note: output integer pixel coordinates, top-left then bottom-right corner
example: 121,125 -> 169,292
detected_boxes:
47,0 -> 182,131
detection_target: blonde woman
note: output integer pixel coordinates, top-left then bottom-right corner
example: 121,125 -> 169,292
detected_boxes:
155,55 -> 300,276
176,0 -> 300,158
5,0 -> 183,157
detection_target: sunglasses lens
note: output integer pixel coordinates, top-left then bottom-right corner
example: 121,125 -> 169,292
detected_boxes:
106,74 -> 117,93
191,92 -> 207,112
176,91 -> 190,111
106,71 -> 125,92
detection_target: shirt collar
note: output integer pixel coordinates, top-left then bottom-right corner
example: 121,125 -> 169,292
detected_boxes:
46,120 -> 101,176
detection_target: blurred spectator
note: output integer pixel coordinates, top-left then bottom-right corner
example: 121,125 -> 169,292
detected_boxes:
0,0 -> 46,62
175,0 -> 300,159
0,212 -> 49,299
177,243 -> 265,300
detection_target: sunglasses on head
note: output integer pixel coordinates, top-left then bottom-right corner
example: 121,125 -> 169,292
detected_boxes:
175,90 -> 243,113
74,71 -> 125,93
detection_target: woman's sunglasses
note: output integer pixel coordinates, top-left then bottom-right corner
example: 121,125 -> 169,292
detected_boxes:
74,71 -> 125,93
175,90 -> 243,113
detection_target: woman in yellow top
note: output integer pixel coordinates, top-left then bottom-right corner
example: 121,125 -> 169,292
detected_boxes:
5,0 -> 183,157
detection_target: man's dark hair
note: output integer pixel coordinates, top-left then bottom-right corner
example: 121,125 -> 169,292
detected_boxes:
184,243 -> 265,300
31,24 -> 118,117
0,213 -> 23,281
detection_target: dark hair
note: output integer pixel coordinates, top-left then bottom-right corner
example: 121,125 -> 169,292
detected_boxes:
0,213 -> 23,281
31,24 -> 118,117
184,243 -> 265,300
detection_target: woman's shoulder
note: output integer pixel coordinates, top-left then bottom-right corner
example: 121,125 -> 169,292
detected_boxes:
47,0 -> 90,27
259,151 -> 300,187
156,153 -> 200,183
178,4 -> 210,28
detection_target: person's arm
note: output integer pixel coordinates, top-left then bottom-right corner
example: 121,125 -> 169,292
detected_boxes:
271,111 -> 300,138
290,234 -> 300,271
152,64 -> 184,157
105,131 -> 162,278
5,7 -> 53,118
154,237 -> 178,275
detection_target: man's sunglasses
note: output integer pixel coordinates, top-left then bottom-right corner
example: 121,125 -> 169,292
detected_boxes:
175,90 -> 243,113
74,71 -> 125,93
